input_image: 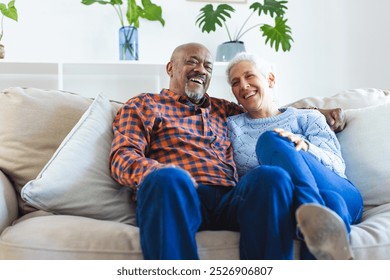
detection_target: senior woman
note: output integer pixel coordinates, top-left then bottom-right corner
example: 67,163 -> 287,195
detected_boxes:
226,52 -> 363,260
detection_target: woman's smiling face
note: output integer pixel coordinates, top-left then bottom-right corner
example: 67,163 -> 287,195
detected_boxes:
229,60 -> 275,118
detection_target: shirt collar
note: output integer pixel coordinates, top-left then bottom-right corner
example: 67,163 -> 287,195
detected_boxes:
160,88 -> 210,109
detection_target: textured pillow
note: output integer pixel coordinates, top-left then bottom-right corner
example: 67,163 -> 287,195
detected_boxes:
337,102 -> 390,206
0,87 -> 93,214
288,88 -> 390,109
21,94 -> 136,224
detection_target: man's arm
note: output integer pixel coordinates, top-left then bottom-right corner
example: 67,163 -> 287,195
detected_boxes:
109,98 -> 163,190
293,106 -> 346,133
317,108 -> 346,133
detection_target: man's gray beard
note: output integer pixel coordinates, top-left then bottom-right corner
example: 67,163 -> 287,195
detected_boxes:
185,84 -> 204,103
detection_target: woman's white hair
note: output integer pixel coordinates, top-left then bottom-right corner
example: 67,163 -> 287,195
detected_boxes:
226,52 -> 278,104
226,52 -> 274,84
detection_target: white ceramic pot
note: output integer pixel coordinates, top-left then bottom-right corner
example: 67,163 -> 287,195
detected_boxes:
216,41 -> 246,62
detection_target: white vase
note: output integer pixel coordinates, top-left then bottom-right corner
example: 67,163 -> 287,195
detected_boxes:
216,41 -> 246,62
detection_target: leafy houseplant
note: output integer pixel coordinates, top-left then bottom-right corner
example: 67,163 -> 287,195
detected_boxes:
81,0 -> 165,60
196,0 -> 293,60
0,0 -> 18,59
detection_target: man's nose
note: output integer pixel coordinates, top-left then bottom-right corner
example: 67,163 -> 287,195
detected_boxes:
194,64 -> 207,74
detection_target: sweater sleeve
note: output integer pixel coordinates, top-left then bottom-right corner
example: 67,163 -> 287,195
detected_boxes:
300,110 -> 346,178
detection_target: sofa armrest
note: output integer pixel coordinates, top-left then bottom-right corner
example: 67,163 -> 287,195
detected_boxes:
0,170 -> 18,232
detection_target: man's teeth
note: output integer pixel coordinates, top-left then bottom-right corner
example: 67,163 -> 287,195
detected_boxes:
190,78 -> 204,84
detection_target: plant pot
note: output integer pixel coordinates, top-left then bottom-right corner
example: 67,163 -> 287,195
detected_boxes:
216,41 -> 246,62
119,26 -> 139,61
0,44 -> 4,59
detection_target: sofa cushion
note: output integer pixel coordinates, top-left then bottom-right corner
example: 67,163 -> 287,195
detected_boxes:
350,203 -> 390,259
337,102 -> 390,206
0,171 -> 18,232
2,207 -> 390,260
0,212 -> 142,260
0,87 -> 93,214
21,94 -> 136,225
0,211 -> 241,260
288,88 -> 390,109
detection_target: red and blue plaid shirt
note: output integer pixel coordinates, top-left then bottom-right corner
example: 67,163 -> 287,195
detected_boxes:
110,89 -> 243,197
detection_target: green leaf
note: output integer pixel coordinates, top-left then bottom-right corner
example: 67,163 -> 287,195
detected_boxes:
138,0 -> 165,26
125,0 -> 165,28
250,0 -> 288,18
82,0 -> 164,28
126,0 -> 139,27
196,4 -> 234,33
260,16 -> 293,51
0,0 -> 18,21
81,0 -> 122,5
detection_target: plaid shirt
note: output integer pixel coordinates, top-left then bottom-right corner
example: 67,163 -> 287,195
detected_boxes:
110,89 -> 243,196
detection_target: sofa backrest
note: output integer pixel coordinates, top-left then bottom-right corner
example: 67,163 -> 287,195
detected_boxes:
1,86 -> 389,216
287,88 -> 389,109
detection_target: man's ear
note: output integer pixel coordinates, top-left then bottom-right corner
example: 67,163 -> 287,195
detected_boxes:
166,61 -> 173,77
268,72 -> 276,88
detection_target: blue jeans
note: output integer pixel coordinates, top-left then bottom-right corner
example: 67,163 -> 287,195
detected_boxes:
136,132 -> 363,260
256,131 -> 364,259
137,166 -> 296,259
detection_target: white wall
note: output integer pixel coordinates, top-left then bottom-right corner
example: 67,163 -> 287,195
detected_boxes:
2,0 -> 390,105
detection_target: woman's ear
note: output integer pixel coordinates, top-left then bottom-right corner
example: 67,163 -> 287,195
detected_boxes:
268,72 -> 276,88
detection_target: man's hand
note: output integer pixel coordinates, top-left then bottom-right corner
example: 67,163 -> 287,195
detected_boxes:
317,108 -> 346,133
274,128 -> 309,151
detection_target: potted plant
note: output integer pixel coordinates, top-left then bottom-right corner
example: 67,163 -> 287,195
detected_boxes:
82,0 -> 165,60
0,0 -> 18,59
196,0 -> 293,61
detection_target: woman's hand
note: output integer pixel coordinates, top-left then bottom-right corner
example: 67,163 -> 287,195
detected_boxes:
274,128 -> 309,151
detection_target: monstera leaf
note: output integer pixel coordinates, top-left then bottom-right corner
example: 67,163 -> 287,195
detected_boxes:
250,0 -> 288,17
196,4 -> 235,33
195,1 -> 293,52
261,16 -> 293,52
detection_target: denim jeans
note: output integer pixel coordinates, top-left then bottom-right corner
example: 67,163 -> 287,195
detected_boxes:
256,131 -> 363,229
137,165 -> 298,259
136,131 -> 363,260
256,131 -> 364,259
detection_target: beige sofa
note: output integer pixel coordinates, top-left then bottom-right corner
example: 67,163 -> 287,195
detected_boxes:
0,86 -> 389,259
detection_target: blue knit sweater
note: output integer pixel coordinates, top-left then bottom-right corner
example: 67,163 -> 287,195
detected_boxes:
227,107 -> 346,178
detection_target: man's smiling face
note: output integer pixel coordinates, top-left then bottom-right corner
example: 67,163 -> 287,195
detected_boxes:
167,43 -> 213,103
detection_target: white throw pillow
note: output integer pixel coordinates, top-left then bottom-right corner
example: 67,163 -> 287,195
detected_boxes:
287,88 -> 390,109
21,94 -> 136,224
337,102 -> 390,206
